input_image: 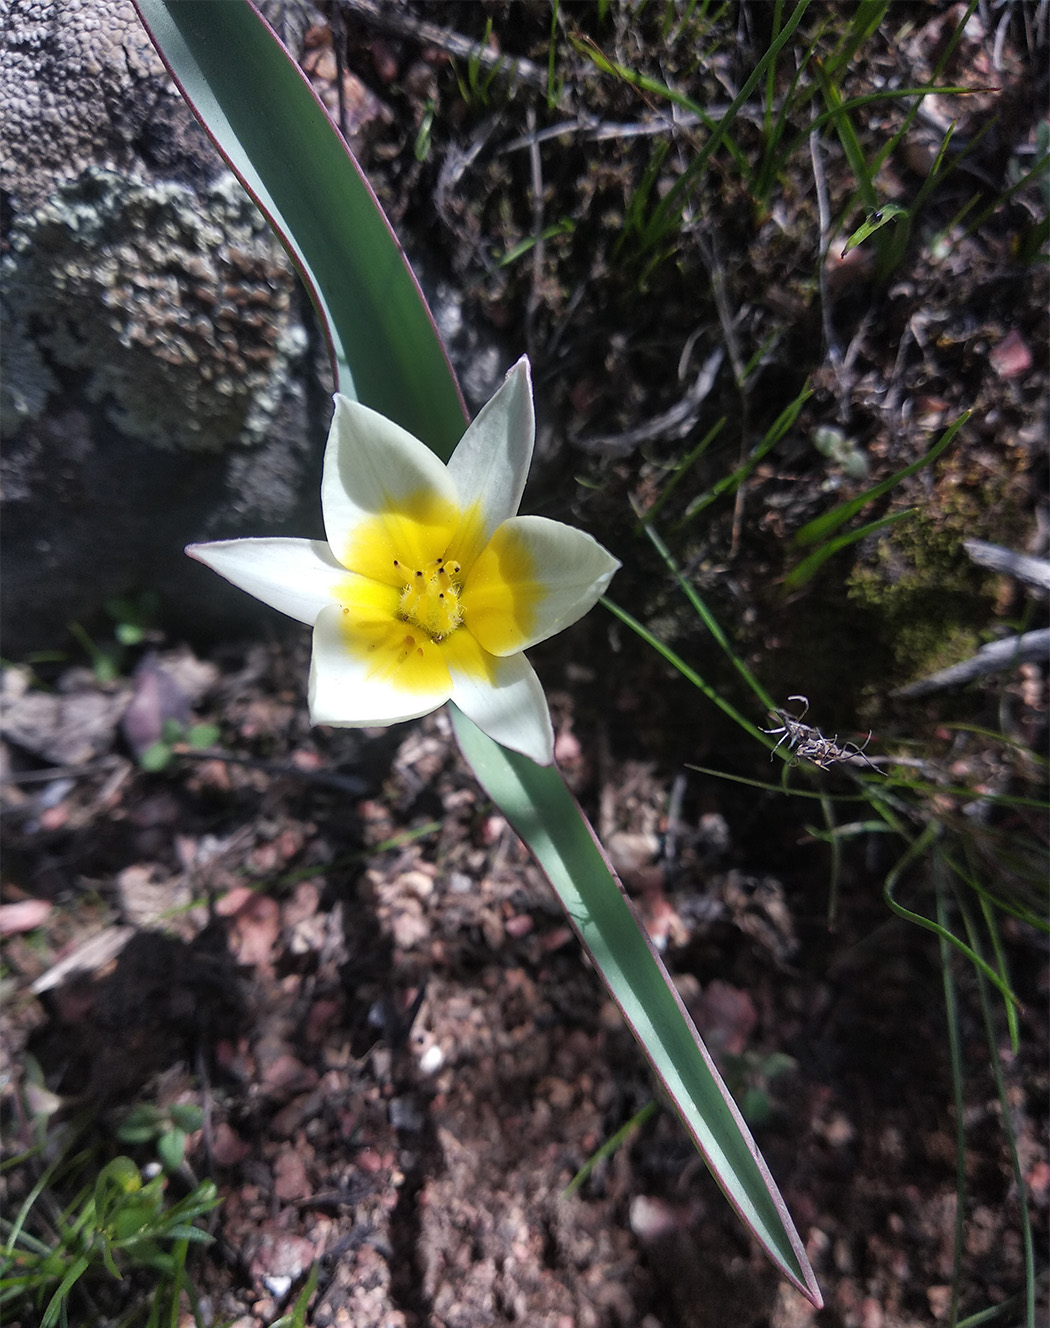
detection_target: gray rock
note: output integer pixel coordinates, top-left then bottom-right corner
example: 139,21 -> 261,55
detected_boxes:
1,0 -> 175,210
3,168 -> 305,451
1,0 -> 329,655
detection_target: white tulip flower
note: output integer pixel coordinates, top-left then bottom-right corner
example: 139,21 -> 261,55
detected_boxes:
188,357 -> 619,765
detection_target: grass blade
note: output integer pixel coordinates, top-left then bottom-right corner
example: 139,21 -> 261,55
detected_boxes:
784,508 -> 913,590
651,0 -> 813,236
679,383 -> 812,526
960,899 -> 1036,1327
882,830 -> 1022,1015
936,865 -> 968,1327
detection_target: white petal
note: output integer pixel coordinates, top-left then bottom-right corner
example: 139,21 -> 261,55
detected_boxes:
449,647 -> 554,765
463,515 -> 620,656
308,603 -> 452,726
187,539 -> 342,626
446,357 -> 534,568
322,394 -> 460,569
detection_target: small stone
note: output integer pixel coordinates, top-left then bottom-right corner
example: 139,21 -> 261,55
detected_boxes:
989,328 -> 1032,379
388,1096 -> 425,1132
273,1149 -> 310,1200
629,1195 -> 677,1243
418,1043 -> 444,1075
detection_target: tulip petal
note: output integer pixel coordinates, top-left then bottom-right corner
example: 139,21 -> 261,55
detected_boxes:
444,630 -> 554,765
309,600 -> 453,726
323,395 -> 460,584
446,357 -> 534,570
186,538 -> 343,626
462,515 -> 620,656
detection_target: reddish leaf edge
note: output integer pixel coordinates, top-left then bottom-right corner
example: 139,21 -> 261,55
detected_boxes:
572,801 -> 823,1309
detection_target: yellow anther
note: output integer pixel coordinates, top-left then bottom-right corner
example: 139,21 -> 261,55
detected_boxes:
394,551 -> 463,643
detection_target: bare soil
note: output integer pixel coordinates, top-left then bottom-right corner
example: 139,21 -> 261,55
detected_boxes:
2,4 -> 1048,1327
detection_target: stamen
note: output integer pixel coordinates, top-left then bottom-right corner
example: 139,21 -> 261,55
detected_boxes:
393,548 -> 464,644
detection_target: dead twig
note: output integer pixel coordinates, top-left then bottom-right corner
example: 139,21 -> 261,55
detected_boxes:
0,756 -> 125,785
525,104 -> 544,357
435,115 -> 500,232
963,540 -> 1050,592
891,629 -> 1050,699
176,748 -> 369,795
762,695 -> 880,772
571,346 -> 724,457
696,224 -> 749,558
336,0 -> 561,105
498,112 -> 711,154
808,104 -> 839,365
31,926 -> 136,995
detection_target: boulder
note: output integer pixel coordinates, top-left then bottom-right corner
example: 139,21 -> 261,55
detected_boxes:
1,0 -> 328,653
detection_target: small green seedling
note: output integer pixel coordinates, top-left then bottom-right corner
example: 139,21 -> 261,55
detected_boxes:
840,203 -> 908,257
68,591 -> 163,683
0,1148 -> 219,1328
139,719 -> 220,773
115,1102 -> 205,1174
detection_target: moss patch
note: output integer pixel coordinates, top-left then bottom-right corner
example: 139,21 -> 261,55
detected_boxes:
846,444 -> 1027,682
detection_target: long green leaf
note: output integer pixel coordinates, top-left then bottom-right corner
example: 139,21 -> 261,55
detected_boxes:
138,1 -> 821,1303
133,0 -> 466,456
451,705 -> 821,1304
813,57 -> 878,210
785,507 -> 914,590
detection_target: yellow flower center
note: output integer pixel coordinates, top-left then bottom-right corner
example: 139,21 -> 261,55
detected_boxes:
337,506 -> 538,694
393,556 -> 463,642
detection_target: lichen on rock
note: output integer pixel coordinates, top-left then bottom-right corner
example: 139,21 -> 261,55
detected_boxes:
3,167 -> 304,451
1,0 -> 170,208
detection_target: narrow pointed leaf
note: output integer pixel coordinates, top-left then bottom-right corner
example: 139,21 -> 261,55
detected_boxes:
785,508 -> 914,590
138,1 -> 821,1303
840,203 -> 909,256
450,705 -> 822,1306
133,0 -> 466,456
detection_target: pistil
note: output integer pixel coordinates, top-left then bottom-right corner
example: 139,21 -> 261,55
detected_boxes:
394,556 -> 463,642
